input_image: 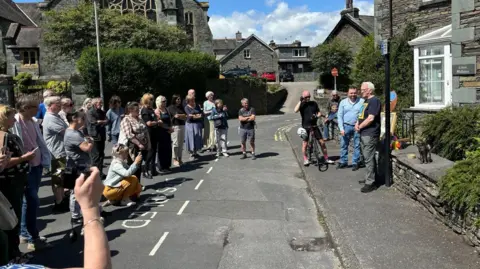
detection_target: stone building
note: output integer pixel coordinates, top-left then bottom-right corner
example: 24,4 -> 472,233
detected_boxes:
217,33 -> 277,75
0,0 -> 214,79
324,3 -> 374,55
375,0 -> 480,109
268,40 -> 314,73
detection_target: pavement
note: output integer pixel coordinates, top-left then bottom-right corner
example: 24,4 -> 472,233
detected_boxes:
285,126 -> 480,269
25,113 -> 342,269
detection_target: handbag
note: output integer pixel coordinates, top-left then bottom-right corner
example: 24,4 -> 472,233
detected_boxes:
0,191 -> 18,230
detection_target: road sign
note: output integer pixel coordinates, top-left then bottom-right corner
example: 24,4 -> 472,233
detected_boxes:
331,68 -> 338,77
380,40 -> 389,56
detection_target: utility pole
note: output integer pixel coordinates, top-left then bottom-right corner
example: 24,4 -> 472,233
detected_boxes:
382,0 -> 393,187
93,0 -> 105,108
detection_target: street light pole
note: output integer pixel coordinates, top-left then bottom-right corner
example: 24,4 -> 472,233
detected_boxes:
93,0 -> 105,108
383,0 -> 393,187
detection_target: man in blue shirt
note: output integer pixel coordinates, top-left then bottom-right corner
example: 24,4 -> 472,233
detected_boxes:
337,88 -> 364,171
35,90 -> 54,127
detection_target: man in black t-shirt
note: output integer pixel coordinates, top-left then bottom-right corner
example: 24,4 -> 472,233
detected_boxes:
238,98 -> 256,160
355,82 -> 382,193
294,90 -> 334,166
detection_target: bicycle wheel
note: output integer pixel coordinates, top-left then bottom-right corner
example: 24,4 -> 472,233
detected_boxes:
307,132 -> 314,162
313,140 -> 329,171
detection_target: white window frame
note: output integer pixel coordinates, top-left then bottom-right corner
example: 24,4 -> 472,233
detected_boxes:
244,49 -> 251,59
20,50 -> 38,67
413,43 -> 452,109
292,49 -> 306,58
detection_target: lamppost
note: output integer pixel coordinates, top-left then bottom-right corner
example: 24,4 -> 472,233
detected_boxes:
93,0 -> 105,108
383,0 -> 393,187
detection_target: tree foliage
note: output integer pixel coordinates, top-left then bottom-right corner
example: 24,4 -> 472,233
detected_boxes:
77,47 -> 219,102
43,3 -> 191,59
352,35 -> 384,94
312,38 -> 353,91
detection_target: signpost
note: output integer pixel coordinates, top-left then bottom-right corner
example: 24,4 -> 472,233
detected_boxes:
381,39 -> 392,187
331,68 -> 338,91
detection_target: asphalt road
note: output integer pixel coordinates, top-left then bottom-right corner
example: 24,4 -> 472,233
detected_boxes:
27,113 -> 342,269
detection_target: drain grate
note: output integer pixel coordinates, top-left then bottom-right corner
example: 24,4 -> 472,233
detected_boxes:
289,237 -> 330,252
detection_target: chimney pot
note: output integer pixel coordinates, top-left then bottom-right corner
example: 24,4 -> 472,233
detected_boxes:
236,31 -> 242,41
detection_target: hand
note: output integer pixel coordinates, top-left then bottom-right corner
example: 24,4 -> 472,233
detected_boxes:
0,154 -> 8,170
74,167 -> 104,210
340,130 -> 345,136
21,150 -> 36,161
300,96 -> 304,102
223,106 -> 228,111
355,123 -> 360,132
134,154 -> 142,164
158,120 -> 163,124
324,118 -> 328,123
174,114 -> 179,119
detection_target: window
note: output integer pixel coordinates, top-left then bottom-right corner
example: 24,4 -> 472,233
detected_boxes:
298,63 -> 304,73
292,49 -> 306,57
184,12 -> 193,25
244,49 -> 250,59
20,50 -> 38,67
413,44 -> 452,108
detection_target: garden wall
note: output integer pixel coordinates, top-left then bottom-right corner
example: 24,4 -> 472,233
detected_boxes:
392,147 -> 480,252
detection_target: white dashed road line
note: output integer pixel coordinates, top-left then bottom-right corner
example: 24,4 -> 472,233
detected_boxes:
177,201 -> 190,215
149,232 -> 169,256
194,180 -> 204,190
206,167 -> 213,174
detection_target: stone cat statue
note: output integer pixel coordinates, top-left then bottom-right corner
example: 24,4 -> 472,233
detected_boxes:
416,140 -> 433,164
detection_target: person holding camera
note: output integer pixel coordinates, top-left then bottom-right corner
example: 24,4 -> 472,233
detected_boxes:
294,90 -> 334,166
64,111 -> 94,225
103,144 -> 142,207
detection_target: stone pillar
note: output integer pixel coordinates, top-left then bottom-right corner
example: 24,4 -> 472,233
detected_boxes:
451,0 -> 480,106
0,75 -> 15,107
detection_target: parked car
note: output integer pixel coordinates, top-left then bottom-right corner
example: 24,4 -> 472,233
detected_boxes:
261,71 -> 276,82
221,68 -> 251,78
279,70 -> 294,82
248,69 -> 258,77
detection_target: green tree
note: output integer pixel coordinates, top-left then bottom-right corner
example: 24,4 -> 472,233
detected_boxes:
312,38 -> 353,90
42,3 -> 191,59
352,35 -> 385,94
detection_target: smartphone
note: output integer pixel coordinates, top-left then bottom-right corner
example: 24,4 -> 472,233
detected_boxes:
32,147 -> 39,152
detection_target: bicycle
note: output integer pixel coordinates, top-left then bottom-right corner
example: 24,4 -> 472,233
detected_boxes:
305,115 -> 329,172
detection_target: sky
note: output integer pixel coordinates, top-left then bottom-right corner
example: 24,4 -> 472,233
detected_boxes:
13,0 -> 374,46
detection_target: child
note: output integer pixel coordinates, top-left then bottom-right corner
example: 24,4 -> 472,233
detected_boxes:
211,99 -> 229,157
324,104 -> 338,140
103,144 -> 143,207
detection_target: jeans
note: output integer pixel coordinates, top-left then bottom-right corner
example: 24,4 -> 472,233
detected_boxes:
70,190 -> 82,219
111,134 -> 119,145
360,136 -> 379,185
323,121 -> 337,139
215,128 -> 228,153
339,125 -> 361,165
20,165 -> 43,243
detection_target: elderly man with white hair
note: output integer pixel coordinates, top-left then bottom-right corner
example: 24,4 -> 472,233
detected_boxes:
35,89 -> 54,126
238,98 -> 256,160
355,82 -> 382,193
202,91 -> 216,152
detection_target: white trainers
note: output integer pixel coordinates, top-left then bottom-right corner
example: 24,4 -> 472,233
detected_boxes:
222,152 -> 229,157
303,159 -> 310,166
326,159 -> 335,164
120,199 -> 136,207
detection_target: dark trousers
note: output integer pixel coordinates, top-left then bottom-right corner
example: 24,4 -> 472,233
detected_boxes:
146,134 -> 158,174
127,145 -> 148,183
157,130 -> 172,170
91,139 -> 106,174
0,174 -> 27,260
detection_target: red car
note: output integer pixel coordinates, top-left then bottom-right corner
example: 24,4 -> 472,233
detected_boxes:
261,72 -> 276,82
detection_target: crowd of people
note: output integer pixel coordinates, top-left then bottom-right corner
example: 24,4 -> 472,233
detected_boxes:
0,88 -> 258,267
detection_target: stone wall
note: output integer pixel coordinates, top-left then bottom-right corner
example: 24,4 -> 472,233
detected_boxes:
333,23 -> 366,55
293,72 -> 319,82
221,38 -> 276,74
178,0 -> 213,55
0,75 -> 15,106
374,0 -> 451,42
451,0 -> 480,106
392,146 -> 480,252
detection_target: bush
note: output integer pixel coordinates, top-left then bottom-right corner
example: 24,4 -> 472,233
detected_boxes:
13,73 -> 33,93
312,38 -> 352,91
47,80 -> 71,95
439,139 -> 480,214
267,83 -> 283,93
77,47 -> 219,102
420,106 -> 480,161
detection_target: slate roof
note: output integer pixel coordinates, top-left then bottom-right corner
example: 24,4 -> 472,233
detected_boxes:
14,27 -> 41,47
324,13 -> 374,43
213,38 -> 244,51
219,34 -> 274,64
0,0 -> 36,26
16,3 -> 41,25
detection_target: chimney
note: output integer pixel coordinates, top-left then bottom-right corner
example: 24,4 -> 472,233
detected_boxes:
292,40 -> 301,47
353,7 -> 359,18
236,31 -> 242,41
269,40 -> 276,49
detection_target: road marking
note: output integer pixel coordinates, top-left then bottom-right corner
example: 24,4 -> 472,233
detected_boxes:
177,201 -> 190,215
195,179 -> 204,190
227,141 -> 230,145
215,158 -> 219,162
149,232 -> 169,256
206,167 -> 213,174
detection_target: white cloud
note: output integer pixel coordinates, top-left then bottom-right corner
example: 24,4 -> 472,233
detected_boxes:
209,1 -> 374,47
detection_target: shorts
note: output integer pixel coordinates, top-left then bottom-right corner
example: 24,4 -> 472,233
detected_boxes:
239,128 -> 255,144
303,126 -> 322,142
51,157 -> 67,187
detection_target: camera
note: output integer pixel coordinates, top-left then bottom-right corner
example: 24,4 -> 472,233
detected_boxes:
62,166 -> 92,189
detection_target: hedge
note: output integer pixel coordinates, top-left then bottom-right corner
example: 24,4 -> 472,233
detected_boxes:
77,47 -> 220,102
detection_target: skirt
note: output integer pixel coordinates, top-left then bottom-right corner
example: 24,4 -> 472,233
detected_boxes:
185,122 -> 203,152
